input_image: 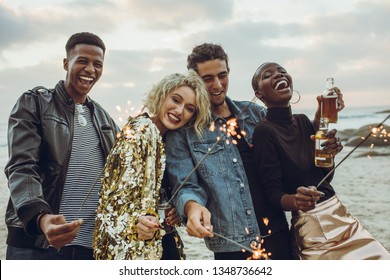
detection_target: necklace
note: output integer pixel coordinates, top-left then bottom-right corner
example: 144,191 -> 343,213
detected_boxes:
75,103 -> 87,126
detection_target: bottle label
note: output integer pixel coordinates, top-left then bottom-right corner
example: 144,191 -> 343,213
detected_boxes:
315,138 -> 333,168
316,139 -> 327,147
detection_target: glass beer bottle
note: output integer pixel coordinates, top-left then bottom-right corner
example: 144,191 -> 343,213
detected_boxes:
314,117 -> 334,168
320,77 -> 338,123
157,187 -> 174,234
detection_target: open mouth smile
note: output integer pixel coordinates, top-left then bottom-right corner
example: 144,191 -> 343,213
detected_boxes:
274,79 -> 289,90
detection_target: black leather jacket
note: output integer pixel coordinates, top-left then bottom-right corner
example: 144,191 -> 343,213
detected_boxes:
4,80 -> 119,248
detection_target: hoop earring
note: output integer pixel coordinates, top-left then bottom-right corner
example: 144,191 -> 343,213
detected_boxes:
290,90 -> 301,104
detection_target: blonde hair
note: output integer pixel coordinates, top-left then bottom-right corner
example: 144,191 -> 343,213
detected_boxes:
144,70 -> 211,137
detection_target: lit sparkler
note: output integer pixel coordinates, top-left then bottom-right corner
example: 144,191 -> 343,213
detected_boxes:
79,98 -> 275,259
316,114 -> 390,188
211,231 -> 253,253
115,100 -> 143,125
165,114 -> 274,259
211,229 -> 270,260
167,117 -> 243,205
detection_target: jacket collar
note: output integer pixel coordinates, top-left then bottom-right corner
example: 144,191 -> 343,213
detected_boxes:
225,96 -> 249,120
55,80 -> 93,107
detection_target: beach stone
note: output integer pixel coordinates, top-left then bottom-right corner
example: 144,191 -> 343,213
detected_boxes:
341,124 -> 389,147
345,136 -> 388,147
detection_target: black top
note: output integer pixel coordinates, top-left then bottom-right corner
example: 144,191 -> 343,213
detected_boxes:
224,115 -> 289,234
252,106 -> 335,210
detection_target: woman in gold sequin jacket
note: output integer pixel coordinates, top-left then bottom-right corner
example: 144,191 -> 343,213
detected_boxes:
93,70 -> 211,260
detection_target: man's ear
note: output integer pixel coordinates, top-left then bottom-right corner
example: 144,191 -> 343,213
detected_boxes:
63,58 -> 68,71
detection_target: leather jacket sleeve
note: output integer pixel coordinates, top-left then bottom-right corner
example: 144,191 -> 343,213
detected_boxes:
5,90 -> 52,235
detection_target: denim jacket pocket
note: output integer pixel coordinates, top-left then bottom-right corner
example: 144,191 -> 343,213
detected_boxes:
192,140 -> 228,177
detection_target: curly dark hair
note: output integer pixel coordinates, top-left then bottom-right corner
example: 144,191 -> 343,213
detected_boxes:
187,43 -> 230,73
65,32 -> 106,56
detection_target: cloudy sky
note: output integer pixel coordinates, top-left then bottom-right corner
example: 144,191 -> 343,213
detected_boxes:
1,0 -> 389,124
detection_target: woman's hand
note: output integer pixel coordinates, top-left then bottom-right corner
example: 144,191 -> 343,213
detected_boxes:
165,207 -> 182,226
313,87 -> 345,129
294,186 -> 324,212
333,87 -> 345,112
136,215 -> 159,240
311,129 -> 343,157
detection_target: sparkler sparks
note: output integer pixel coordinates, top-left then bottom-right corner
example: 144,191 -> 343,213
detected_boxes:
83,99 -> 273,259
210,233 -> 270,260
115,100 -> 143,124
248,235 -> 271,260
316,114 -> 390,188
211,228 -> 271,260
167,117 -> 247,205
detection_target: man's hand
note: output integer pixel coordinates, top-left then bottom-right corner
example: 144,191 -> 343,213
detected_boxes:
184,201 -> 213,238
39,214 -> 83,249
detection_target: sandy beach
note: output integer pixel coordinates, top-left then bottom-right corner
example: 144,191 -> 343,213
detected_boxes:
0,128 -> 389,260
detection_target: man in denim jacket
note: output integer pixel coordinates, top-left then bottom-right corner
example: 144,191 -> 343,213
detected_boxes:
165,43 -> 292,260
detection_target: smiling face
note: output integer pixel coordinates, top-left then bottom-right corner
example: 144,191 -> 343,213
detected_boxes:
196,59 -> 229,110
153,85 -> 197,135
63,43 -> 104,103
254,62 -> 293,108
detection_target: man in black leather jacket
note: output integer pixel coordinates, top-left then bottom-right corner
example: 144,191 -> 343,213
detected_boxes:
4,32 -> 119,260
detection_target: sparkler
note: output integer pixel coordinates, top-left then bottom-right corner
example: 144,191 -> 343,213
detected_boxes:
211,232 -> 254,253
164,111 -> 275,259
211,230 -> 270,260
316,113 -> 390,188
166,137 -> 221,206
167,109 -> 255,205
80,98 -> 271,259
76,102 -> 143,215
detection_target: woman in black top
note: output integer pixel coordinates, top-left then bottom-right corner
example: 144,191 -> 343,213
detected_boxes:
251,62 -> 390,260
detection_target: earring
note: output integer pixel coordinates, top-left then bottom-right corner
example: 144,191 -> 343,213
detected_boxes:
290,90 -> 301,104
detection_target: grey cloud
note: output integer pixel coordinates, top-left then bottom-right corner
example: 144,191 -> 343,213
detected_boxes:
94,48 -> 189,120
175,1 -> 390,102
0,5 -> 45,49
0,61 -> 63,121
1,0 -> 389,121
125,0 -> 234,30
0,46 -> 187,121
0,1 -> 117,51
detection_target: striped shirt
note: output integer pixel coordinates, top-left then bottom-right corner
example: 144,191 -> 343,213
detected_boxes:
59,104 -> 105,248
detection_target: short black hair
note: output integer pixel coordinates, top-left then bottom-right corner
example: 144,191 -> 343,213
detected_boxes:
187,43 -> 230,73
251,62 -> 270,92
65,32 -> 106,56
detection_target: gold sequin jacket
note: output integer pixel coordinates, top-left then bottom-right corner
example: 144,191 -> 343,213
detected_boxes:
93,114 -> 166,260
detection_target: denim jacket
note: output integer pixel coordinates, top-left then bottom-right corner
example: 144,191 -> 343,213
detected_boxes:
165,97 -> 267,253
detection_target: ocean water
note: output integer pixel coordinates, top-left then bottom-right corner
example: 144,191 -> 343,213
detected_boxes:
296,105 -> 390,131
0,122 -> 6,143
0,106 -> 389,148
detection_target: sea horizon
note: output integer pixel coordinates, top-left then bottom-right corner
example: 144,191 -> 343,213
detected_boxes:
293,104 -> 389,131
0,105 -> 389,149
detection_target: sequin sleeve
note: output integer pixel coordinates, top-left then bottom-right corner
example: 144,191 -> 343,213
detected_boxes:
93,115 -> 165,260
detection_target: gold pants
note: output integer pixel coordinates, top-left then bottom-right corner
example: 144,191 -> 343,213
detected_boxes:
291,195 -> 390,260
